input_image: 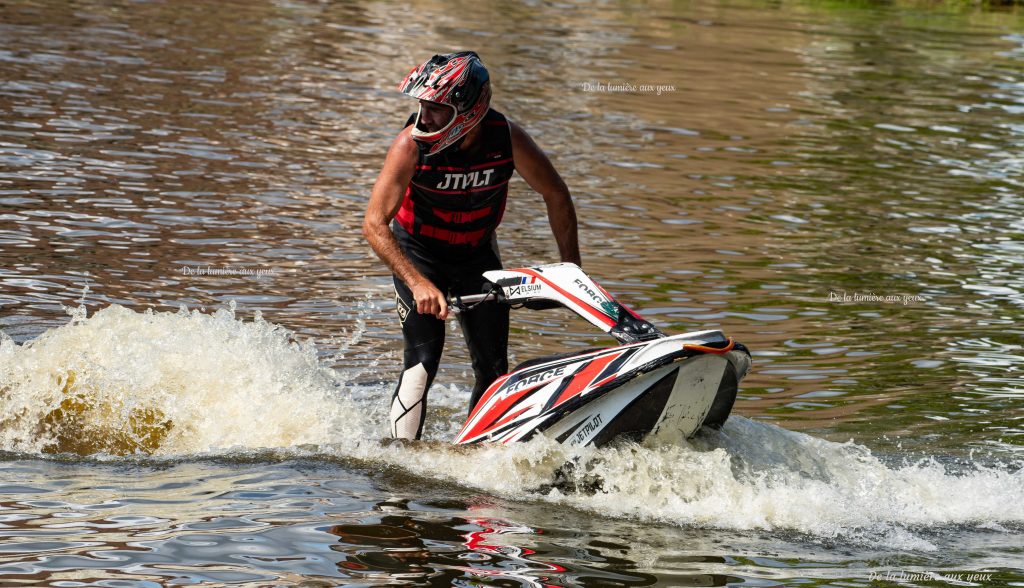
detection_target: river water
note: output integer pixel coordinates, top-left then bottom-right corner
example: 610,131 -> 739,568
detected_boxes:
1,0 -> 1023,585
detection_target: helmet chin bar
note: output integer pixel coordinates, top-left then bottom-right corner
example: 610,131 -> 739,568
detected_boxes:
410,102 -> 457,142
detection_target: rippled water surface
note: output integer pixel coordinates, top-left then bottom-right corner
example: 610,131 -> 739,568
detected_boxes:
1,0 -> 1023,585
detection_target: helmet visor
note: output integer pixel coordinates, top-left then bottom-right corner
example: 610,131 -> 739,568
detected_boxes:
412,100 -> 456,139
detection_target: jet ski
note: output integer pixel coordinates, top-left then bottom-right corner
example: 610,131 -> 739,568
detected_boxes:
450,263 -> 751,448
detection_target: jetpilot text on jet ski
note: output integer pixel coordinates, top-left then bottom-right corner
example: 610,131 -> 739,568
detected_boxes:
571,413 -> 603,446
436,169 -> 496,190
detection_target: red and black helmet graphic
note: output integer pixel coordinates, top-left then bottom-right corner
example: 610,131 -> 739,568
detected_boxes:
398,51 -> 492,157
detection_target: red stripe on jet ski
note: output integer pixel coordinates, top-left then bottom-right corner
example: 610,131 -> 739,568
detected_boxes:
553,352 -> 621,407
462,385 -> 535,441
492,405 -> 532,431
466,374 -> 511,422
520,269 -> 616,327
594,346 -> 639,382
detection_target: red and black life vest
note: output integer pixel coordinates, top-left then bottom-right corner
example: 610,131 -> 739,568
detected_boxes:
395,108 -> 514,248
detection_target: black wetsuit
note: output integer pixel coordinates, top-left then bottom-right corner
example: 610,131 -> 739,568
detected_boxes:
389,109 -> 514,440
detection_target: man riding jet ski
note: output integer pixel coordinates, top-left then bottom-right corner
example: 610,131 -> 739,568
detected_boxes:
450,263 -> 751,448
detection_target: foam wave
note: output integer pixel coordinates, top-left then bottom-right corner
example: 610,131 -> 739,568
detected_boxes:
1,304 -> 1021,548
363,418 -> 1023,550
0,303 -> 370,455
553,419 -> 1023,548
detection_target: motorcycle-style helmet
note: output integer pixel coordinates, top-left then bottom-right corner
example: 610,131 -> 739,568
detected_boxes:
398,51 -> 491,157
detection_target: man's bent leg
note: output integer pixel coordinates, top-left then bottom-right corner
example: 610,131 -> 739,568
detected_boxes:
390,276 -> 445,440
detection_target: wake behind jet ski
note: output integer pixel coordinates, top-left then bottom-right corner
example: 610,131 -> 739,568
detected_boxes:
449,263 -> 751,448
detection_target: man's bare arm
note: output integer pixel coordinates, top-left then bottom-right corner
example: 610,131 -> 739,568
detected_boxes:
509,121 -> 582,266
362,130 -> 449,319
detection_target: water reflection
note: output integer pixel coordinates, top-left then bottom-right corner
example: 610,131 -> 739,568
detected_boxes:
1,460 -> 767,586
327,501 -> 659,586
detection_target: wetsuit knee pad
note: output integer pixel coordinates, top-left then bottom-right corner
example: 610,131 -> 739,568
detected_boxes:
390,362 -> 433,440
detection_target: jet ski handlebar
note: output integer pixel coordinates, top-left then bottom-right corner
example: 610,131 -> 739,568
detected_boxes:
448,287 -> 562,314
447,291 -> 499,314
